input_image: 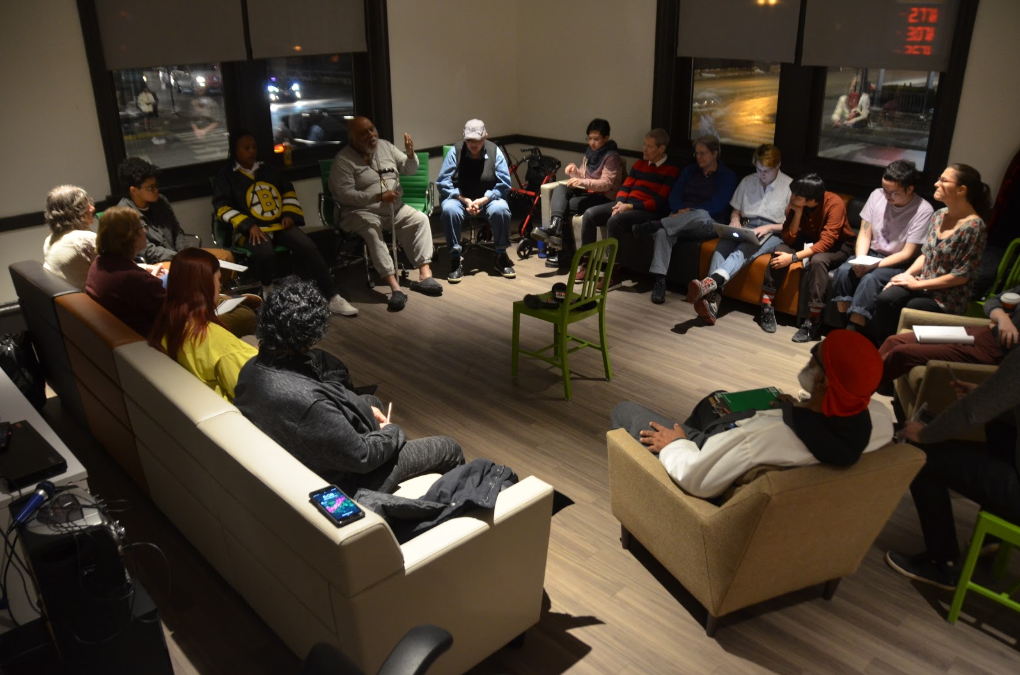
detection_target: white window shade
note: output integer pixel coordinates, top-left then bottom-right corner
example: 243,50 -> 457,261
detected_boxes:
802,0 -> 959,71
247,0 -> 367,60
95,0 -> 247,71
677,0 -> 800,63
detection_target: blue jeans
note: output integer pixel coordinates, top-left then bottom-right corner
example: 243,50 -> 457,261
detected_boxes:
831,256 -> 903,320
441,197 -> 511,256
708,235 -> 782,283
649,209 -> 717,276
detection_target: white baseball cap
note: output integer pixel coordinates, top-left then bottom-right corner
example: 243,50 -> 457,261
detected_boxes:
463,119 -> 486,140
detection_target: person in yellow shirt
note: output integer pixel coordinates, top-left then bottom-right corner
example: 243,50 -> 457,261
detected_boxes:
147,248 -> 257,401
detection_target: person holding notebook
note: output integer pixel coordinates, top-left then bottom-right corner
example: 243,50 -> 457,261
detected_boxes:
610,330 -> 893,498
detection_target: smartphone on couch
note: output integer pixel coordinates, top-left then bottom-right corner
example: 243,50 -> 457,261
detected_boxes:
309,485 -> 366,528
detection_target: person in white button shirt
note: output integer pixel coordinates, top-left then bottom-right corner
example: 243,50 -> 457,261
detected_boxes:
831,160 -> 933,335
610,329 -> 893,499
685,144 -> 792,325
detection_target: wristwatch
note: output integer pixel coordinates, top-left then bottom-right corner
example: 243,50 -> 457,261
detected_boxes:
791,252 -> 799,263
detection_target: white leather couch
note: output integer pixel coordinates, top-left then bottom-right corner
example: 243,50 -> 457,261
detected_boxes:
114,341 -> 554,674
10,256 -> 554,675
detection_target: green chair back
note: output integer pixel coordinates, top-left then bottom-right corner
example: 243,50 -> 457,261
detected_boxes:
967,237 -> 1020,317
948,510 -> 1020,623
511,238 -> 619,400
401,151 -> 432,215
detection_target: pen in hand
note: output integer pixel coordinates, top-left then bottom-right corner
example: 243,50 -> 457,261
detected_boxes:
386,402 -> 392,424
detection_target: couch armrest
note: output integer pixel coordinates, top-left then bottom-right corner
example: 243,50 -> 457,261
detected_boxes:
540,180 -> 568,229
897,308 -> 989,332
399,476 -> 553,571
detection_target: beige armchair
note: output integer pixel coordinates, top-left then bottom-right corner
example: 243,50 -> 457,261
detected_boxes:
893,308 -> 998,442
607,428 -> 925,634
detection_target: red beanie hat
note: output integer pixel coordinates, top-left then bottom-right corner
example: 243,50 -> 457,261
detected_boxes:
820,329 -> 882,417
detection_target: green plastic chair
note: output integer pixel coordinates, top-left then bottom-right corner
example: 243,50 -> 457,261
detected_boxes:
947,510 -> 1020,623
511,238 -> 619,400
209,178 -> 289,258
966,237 -> 1020,317
402,151 -> 434,215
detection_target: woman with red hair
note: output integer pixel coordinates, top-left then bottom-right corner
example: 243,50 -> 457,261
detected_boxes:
148,248 -> 257,401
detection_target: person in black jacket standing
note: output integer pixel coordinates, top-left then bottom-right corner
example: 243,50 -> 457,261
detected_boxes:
213,130 -> 357,316
233,278 -> 464,494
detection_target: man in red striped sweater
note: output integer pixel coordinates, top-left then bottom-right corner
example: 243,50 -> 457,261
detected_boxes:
577,129 -> 680,283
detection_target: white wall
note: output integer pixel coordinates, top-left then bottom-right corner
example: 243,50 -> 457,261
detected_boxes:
948,0 -> 1020,198
515,0 -> 656,152
1,1 -> 108,218
388,0 -> 519,149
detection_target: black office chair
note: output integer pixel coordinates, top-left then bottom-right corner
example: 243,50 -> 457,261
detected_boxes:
300,625 -> 453,675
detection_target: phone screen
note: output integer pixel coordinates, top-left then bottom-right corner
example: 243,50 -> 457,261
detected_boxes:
309,486 -> 365,527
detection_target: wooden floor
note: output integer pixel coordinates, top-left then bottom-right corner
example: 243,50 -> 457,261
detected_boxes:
41,245 -> 1020,675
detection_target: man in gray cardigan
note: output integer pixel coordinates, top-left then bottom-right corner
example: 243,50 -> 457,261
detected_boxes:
887,346 -> 1020,590
330,116 -> 441,311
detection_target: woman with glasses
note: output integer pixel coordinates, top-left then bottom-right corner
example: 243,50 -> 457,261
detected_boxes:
530,118 -> 623,266
830,160 -> 934,335
871,163 -> 990,343
85,206 -> 168,336
42,185 -> 97,290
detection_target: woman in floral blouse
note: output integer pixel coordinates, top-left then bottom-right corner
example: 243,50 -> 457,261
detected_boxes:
871,163 -> 989,343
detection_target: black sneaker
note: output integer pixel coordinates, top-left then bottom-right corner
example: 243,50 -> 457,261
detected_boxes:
792,319 -> 819,343
448,265 -> 463,284
632,220 -> 662,238
531,226 -> 555,243
885,551 -> 959,590
495,253 -> 516,279
760,304 -> 777,333
651,278 -> 666,304
545,253 -> 560,268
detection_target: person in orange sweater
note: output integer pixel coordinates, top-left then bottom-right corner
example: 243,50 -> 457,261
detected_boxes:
759,174 -> 854,342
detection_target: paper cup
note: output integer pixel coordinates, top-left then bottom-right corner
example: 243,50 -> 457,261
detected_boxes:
1001,292 -> 1020,312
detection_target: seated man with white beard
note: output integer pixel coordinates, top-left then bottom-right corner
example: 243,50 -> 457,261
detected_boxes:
610,330 -> 893,498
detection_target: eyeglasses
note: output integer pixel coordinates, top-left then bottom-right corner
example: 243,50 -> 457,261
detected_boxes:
936,176 -> 957,185
140,184 -> 159,193
882,189 -> 904,199
810,344 -> 825,374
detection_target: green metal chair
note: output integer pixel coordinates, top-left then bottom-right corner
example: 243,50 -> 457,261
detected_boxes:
947,511 -> 1020,623
511,238 -> 618,400
317,154 -> 433,287
967,237 -> 1020,317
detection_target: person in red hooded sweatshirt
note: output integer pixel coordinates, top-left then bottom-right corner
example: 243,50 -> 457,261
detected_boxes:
610,330 -> 894,498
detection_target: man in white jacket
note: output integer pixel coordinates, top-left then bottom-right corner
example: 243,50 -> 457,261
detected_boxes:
610,330 -> 893,499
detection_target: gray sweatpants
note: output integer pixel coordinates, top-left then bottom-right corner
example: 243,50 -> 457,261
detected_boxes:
341,203 -> 434,276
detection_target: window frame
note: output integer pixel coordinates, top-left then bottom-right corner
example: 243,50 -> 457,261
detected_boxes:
75,0 -> 389,203
654,0 -> 980,199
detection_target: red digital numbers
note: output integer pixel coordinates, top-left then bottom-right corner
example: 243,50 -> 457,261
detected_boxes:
902,5 -> 939,57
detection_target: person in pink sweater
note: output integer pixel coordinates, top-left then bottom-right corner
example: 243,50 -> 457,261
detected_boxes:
531,118 -> 623,267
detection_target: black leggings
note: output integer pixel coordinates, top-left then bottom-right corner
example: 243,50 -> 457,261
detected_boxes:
361,435 -> 465,494
246,226 -> 338,298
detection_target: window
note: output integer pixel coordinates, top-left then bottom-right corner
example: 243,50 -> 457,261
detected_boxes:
690,59 -> 780,147
113,63 -> 228,170
818,66 -> 940,169
266,53 -> 356,163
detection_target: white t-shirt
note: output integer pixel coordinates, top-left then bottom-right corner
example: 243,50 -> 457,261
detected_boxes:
859,189 -> 933,256
43,229 -> 97,290
729,171 -> 793,226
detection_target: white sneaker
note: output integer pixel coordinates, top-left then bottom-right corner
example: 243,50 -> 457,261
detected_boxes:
328,295 -> 358,317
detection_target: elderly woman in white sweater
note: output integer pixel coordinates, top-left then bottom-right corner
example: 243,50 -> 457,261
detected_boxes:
42,185 -> 97,290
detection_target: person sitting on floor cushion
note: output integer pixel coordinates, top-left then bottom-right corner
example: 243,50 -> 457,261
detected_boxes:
610,329 -> 893,499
